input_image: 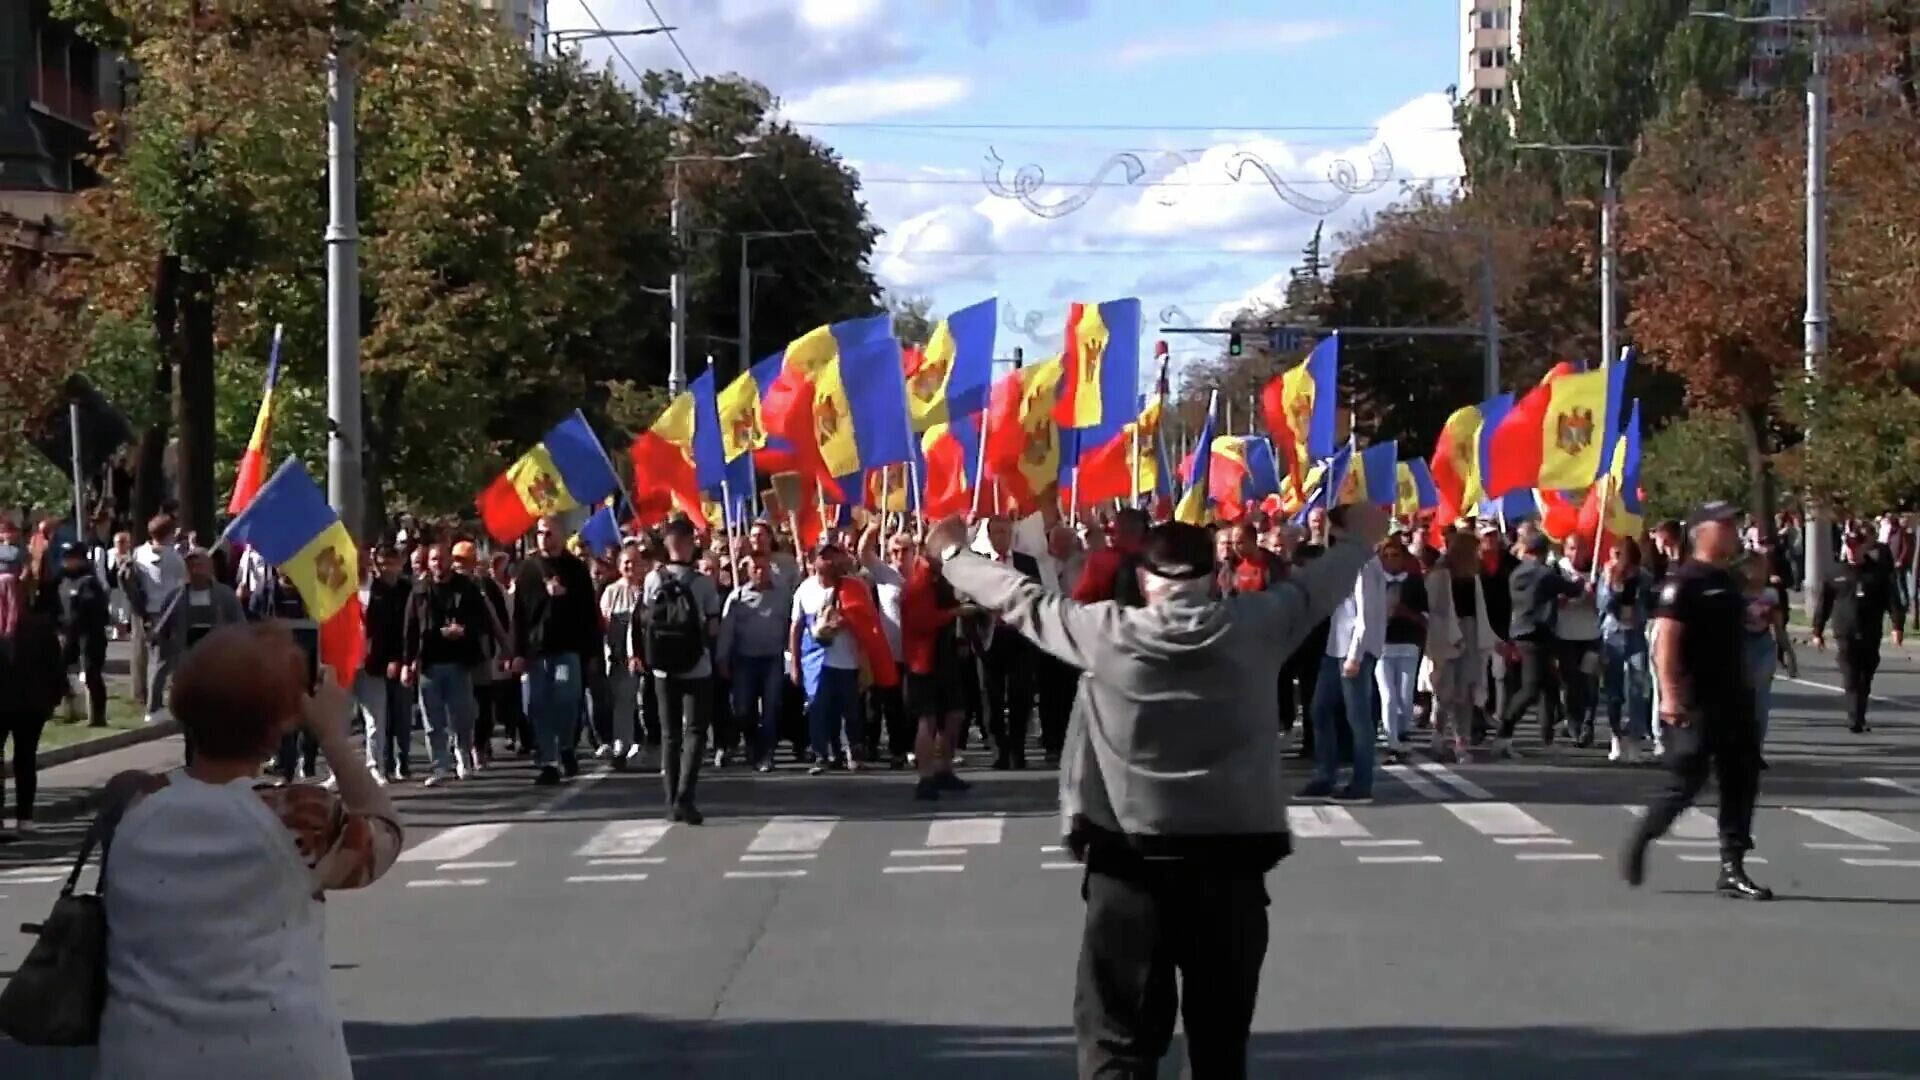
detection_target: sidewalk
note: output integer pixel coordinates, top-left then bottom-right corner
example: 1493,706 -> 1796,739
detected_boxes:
29,734 -> 187,823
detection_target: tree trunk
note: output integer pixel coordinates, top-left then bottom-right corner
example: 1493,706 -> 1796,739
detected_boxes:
1739,403 -> 1777,541
132,253 -> 178,540
174,267 -> 218,541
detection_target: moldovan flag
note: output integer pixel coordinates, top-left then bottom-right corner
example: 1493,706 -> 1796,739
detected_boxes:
907,298 -> 996,432
1578,399 -> 1645,558
1341,440 -> 1398,507
476,411 -> 621,544
1462,393 -> 1513,508
227,323 -> 284,515
1396,459 -> 1440,518
919,415 -> 983,520
760,315 -> 893,498
1172,393 -> 1219,526
1484,362 -> 1627,498
224,459 -> 361,687
812,334 -> 914,481
984,357 -> 1067,516
576,500 -> 623,556
1075,396 -> 1170,507
629,393 -> 708,529
1261,333 -> 1339,488
1428,401 -> 1484,528
1057,300 -> 1143,483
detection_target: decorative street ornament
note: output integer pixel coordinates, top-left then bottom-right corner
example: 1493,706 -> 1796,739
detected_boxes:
1001,303 -> 1056,348
982,141 -> 1396,219
1224,144 -> 1395,216
1157,306 -> 1228,339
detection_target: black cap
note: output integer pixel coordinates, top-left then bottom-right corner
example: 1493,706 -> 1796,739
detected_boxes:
1141,522 -> 1215,581
1687,501 -> 1738,529
662,518 -> 696,540
59,541 -> 86,560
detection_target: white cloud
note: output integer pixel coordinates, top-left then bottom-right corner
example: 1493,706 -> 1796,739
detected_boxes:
873,204 -> 998,291
1115,18 -> 1351,67
797,0 -> 885,31
780,75 -> 972,124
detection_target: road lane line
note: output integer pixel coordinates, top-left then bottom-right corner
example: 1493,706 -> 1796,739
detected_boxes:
1806,842 -> 1890,852
739,853 -> 816,863
566,873 -> 650,883
1445,802 -> 1556,838
882,865 -> 966,874
1789,808 -> 1920,844
1414,760 -> 1492,800
747,816 -> 838,854
1287,804 -> 1371,839
436,861 -> 516,870
1623,804 -> 1718,840
0,864 -> 69,878
1678,854 -> 1766,864
405,878 -> 488,888
1041,845 -> 1064,853
1842,858 -> 1920,868
525,770 -> 610,818
1383,764 -> 1447,801
1495,837 -> 1572,846
925,817 -> 1003,847
725,869 -> 808,879
398,823 -> 511,864
588,857 -> 665,866
1515,853 -> 1602,862
1865,777 -> 1920,797
1041,862 -> 1080,870
890,848 -> 968,857
0,876 -> 61,885
1357,855 -> 1443,864
1342,838 -> 1422,848
1782,676 -> 1915,710
575,820 -> 672,858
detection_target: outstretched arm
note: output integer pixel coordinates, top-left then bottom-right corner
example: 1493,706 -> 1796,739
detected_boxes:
941,553 -> 1110,673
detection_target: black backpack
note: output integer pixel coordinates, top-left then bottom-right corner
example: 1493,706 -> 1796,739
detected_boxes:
643,571 -> 705,675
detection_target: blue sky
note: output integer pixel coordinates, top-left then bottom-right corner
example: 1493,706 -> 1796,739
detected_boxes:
551,0 -> 1466,378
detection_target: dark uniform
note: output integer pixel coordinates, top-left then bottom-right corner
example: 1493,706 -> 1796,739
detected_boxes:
1812,547 -> 1906,733
56,547 -> 111,727
1625,549 -> 1770,900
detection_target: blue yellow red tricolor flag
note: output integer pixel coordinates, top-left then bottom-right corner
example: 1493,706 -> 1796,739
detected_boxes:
1173,392 -> 1219,526
1396,459 -> 1440,518
984,357 -> 1067,516
760,315 -> 894,498
1339,440 -> 1398,507
475,411 -> 622,544
1485,359 -> 1628,498
812,334 -> 914,481
1057,299 -> 1142,484
907,298 -> 996,433
630,392 -> 707,529
224,458 -> 361,687
576,500 -> 622,556
1261,333 -> 1339,488
920,414 -> 983,520
1578,399 -> 1645,555
227,323 -> 284,515
1428,401 -> 1483,528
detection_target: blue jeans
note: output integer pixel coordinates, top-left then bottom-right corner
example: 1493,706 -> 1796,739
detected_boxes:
419,663 -> 478,772
1602,635 -> 1650,740
1311,654 -> 1379,795
806,666 -> 863,763
525,653 -> 583,768
731,654 -> 786,759
1745,633 -> 1778,747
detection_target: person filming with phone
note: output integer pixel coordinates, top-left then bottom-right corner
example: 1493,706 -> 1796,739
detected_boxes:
922,500 -> 1389,1079
93,621 -> 403,1078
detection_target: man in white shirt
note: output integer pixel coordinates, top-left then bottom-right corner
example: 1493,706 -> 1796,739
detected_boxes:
858,523 -> 913,766
791,542 -> 866,773
128,514 -> 188,724
1299,538 -> 1386,803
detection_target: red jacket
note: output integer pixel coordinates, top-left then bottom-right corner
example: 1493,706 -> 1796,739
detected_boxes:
901,559 -> 961,676
1072,539 -> 1143,604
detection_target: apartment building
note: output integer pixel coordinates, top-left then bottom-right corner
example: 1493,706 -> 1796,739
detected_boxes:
1460,0 -> 1521,108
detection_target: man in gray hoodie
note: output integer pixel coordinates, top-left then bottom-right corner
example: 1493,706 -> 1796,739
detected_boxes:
926,501 -> 1387,1080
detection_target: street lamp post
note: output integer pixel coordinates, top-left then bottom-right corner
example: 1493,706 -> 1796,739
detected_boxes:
663,152 -> 759,395
1514,142 -> 1628,369
1690,8 -> 1829,596
544,27 -> 677,48
737,230 -> 814,377
325,37 -> 361,537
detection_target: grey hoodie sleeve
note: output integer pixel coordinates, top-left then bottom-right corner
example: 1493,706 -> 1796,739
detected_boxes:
940,553 -> 1110,672
1234,538 -> 1373,663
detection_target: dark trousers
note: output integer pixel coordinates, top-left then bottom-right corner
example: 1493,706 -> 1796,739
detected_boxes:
473,680 -> 506,757
66,633 -> 109,726
1036,656 -> 1077,759
1555,638 -> 1597,738
983,638 -> 1032,761
274,731 -> 318,781
658,675 -> 712,810
866,682 -> 911,761
1634,707 -> 1760,856
585,662 -> 614,749
0,710 -> 51,824
1496,639 -> 1559,741
1835,638 -> 1880,730
1075,860 -> 1269,1079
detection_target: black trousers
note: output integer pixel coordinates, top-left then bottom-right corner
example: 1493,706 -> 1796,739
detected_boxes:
0,710 -> 51,824
66,632 -> 109,726
865,683 -> 911,761
1835,638 -> 1880,730
1496,639 -> 1559,741
658,675 -> 712,810
1635,706 -> 1760,857
1555,639 -> 1597,737
1036,656 -> 1078,758
982,638 -> 1032,761
1075,861 -> 1269,1079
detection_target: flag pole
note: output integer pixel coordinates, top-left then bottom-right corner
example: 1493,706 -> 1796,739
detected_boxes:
1589,476 -> 1611,587
970,407 -> 993,522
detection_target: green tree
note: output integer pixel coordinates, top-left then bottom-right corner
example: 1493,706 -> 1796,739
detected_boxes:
1640,410 -> 1753,523
1776,371 -> 1920,517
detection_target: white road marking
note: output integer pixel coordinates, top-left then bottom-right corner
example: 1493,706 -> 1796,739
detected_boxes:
1414,760 -> 1492,800
575,820 -> 672,858
891,848 -> 968,857
1515,853 -> 1603,862
1342,838 -> 1422,848
1783,676 -> 1914,710
588,857 -> 665,866
1842,858 -> 1920,868
1383,763 -> 1447,800
747,816 -> 838,854
1445,802 -> 1556,838
436,860 -> 516,871
925,817 -> 1004,847
1678,854 -> 1766,864
1656,839 -> 1719,848
739,853 -> 816,863
398,824 -> 511,864
0,876 -> 60,885
526,770 -> 610,818
1287,804 -> 1371,839
405,878 -> 488,888
566,873 -> 650,883
0,864 -> 68,879
1041,845 -> 1064,853
1041,862 -> 1080,870
1806,842 -> 1890,852
1623,804 -> 1718,840
1789,808 -> 1920,844
882,864 -> 966,874
1494,837 -> 1572,846
725,869 -> 808,879
1865,776 -> 1920,797
1357,854 -> 1443,864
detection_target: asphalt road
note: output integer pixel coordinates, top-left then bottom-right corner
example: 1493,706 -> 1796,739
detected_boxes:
5,647 -> 1920,1079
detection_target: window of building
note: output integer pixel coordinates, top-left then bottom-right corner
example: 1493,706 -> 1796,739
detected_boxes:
1481,9 -> 1495,29
1478,87 -> 1496,107
1480,48 -> 1494,68
1495,47 -> 1509,67
1497,7 -> 1511,29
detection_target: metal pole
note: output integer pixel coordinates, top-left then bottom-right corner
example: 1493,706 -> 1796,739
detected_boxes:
1601,151 -> 1618,370
69,401 -> 85,528
325,42 -> 363,538
1480,232 -> 1500,398
668,163 -> 688,396
737,239 -> 752,381
1803,27 -> 1831,601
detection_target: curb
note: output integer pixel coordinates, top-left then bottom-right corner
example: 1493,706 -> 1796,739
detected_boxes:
33,719 -> 180,772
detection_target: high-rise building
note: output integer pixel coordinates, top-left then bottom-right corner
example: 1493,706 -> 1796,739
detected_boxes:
475,0 -> 550,58
1,1 -> 125,254
1459,0 -> 1521,108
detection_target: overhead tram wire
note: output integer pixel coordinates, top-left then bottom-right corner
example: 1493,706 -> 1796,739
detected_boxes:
856,174 -> 1464,188
786,119 -> 1462,134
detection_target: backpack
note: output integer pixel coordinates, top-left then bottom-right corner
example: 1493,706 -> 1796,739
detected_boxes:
643,571 -> 705,675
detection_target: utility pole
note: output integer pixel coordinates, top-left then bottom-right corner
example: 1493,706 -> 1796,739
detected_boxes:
325,38 -> 362,538
737,229 -> 813,379
665,152 -> 760,396
1515,142 -> 1627,369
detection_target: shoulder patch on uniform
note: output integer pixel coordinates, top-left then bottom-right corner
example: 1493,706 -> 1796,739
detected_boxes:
1659,581 -> 1681,606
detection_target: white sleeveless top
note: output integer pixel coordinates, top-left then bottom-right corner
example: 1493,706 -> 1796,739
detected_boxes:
98,774 -> 352,1079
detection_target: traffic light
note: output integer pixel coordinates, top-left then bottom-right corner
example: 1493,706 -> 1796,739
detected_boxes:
1228,331 -> 1243,357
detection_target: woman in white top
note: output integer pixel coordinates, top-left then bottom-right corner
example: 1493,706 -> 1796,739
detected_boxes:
600,545 -> 652,769
99,622 -> 404,1080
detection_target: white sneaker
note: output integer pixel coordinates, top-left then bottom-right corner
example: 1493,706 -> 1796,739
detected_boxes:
1608,736 -> 1626,763
144,710 -> 166,726
454,759 -> 471,781
370,771 -> 390,787
624,743 -> 643,763
321,775 -> 340,792
424,769 -> 451,788
594,743 -> 615,760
